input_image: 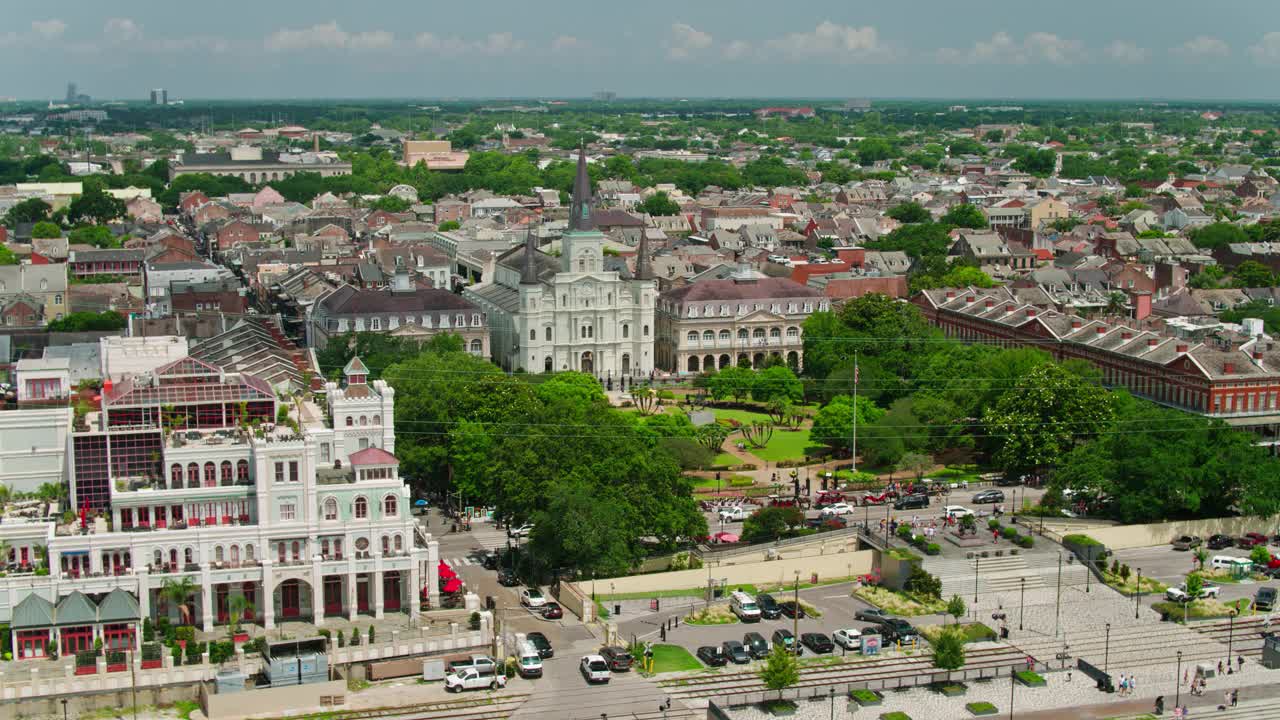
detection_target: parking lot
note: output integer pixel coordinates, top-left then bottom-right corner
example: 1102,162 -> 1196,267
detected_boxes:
1111,540 -> 1280,609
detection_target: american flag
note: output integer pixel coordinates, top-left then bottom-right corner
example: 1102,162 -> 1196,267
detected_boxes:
853,363 -> 859,385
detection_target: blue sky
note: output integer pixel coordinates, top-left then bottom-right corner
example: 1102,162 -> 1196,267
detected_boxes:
3,0 -> 1279,100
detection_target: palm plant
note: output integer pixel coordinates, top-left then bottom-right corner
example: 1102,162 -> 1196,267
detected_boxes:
1104,292 -> 1128,317
227,594 -> 254,634
161,577 -> 198,626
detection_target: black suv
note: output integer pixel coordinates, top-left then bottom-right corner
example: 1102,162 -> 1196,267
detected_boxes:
771,629 -> 802,655
743,632 -> 770,659
599,646 -> 633,671
778,601 -> 806,619
875,618 -> 917,643
757,593 -> 782,619
1207,534 -> 1235,550
1256,586 -> 1277,612
527,631 -> 553,658
800,633 -> 834,654
893,494 -> 929,510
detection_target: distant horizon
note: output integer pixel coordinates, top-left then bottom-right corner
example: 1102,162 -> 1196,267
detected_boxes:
11,95 -> 1280,106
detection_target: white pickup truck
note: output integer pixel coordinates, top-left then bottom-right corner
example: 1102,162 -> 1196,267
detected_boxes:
1165,582 -> 1221,602
444,666 -> 507,693
718,506 -> 754,523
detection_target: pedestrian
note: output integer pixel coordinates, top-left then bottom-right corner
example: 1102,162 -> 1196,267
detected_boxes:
1183,669 -> 1189,685
1118,674 -> 1126,695
1130,674 -> 1136,694
1232,689 -> 1239,707
1238,654 -> 1244,671
993,528 -> 999,544
1225,690 -> 1232,708
1219,660 -> 1224,675
660,625 -> 666,642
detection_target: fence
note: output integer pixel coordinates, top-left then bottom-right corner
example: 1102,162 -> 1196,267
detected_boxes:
580,550 -> 874,597
693,526 -> 865,565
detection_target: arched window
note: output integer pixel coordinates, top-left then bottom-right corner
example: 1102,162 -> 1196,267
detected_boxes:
230,545 -> 239,564
383,495 -> 397,517
770,327 -> 781,339
153,549 -> 162,567
277,544 -> 286,563
702,330 -> 714,342
372,415 -> 381,426
753,328 -> 766,339
170,464 -> 183,489
354,497 -> 368,519
323,497 -> 338,520
215,546 -> 224,562
394,534 -> 403,552
204,463 -> 216,487
643,325 -> 650,337
719,330 -> 731,341
359,416 -> 368,426
187,463 -> 199,486
529,329 -> 536,341
622,324 -> 630,338
245,544 -> 255,561
738,329 -> 749,340
184,548 -> 194,565
220,461 -> 232,486
786,326 -> 799,338
291,541 -> 300,560
381,536 -> 390,555
687,331 -> 698,343
345,416 -> 353,426
321,539 -> 330,557
237,460 -> 249,484
470,339 -> 482,353
544,327 -> 552,341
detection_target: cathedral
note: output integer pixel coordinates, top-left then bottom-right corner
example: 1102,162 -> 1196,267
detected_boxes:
465,148 -> 656,377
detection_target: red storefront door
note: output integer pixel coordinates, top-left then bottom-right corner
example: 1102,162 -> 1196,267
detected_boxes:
356,577 -> 369,613
323,577 -> 342,615
280,581 -> 300,618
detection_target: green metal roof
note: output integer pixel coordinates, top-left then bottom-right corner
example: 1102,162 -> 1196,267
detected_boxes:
54,591 -> 98,627
96,589 -> 140,623
11,594 -> 54,629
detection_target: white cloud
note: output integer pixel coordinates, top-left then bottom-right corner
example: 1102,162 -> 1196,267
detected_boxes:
31,19 -> 67,39
766,21 -> 892,62
104,17 -> 143,43
551,35 -> 584,52
1173,35 -> 1230,58
938,31 -> 1083,65
667,23 -> 712,61
413,31 -> 523,56
266,21 -> 394,52
722,40 -> 753,61
156,35 -> 230,54
1247,32 -> 1280,65
1105,40 -> 1149,64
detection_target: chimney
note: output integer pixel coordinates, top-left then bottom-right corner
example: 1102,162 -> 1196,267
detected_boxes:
965,295 -> 975,304
313,132 -> 320,153
1223,362 -> 1235,374
1071,320 -> 1082,329
1026,309 -> 1036,317
1147,338 -> 1158,347
1133,291 -> 1152,321
984,300 -> 994,308
1005,304 -> 1014,312
1096,326 -> 1107,335
945,290 -> 956,299
1176,344 -> 1189,353
1253,350 -> 1264,360
1122,331 -> 1133,340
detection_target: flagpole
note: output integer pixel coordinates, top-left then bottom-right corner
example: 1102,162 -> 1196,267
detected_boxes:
851,352 -> 858,474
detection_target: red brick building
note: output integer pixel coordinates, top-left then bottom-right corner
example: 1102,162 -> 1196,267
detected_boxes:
67,249 -> 145,281
914,286 -> 1280,422
216,220 -> 261,251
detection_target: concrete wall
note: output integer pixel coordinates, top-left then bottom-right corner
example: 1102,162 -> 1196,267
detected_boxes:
1081,515 -> 1280,551
204,678 -> 347,720
581,549 -> 874,596
0,684 -> 199,720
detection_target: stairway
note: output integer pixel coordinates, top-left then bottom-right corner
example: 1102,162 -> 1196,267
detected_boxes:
925,550 -> 1091,598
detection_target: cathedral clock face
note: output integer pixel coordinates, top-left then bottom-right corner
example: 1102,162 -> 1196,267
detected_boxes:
581,282 -> 594,294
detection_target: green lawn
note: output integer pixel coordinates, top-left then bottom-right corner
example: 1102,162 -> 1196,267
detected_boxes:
711,452 -> 742,467
646,644 -> 703,674
599,585 -> 759,601
748,428 -> 821,463
713,408 -> 773,425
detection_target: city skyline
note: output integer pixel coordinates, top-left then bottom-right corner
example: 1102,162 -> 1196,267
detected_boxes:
4,0 -> 1280,101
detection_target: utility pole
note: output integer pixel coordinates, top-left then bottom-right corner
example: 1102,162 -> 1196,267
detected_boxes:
1054,552 -> 1063,638
850,352 -> 859,473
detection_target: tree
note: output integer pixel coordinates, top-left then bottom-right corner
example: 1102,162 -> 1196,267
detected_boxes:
751,366 -> 803,404
161,578 -> 198,626
931,626 -> 966,679
370,195 -> 411,212
535,372 -> 605,406
741,506 -> 804,543
758,643 -> 800,701
635,191 -> 681,216
887,201 -> 931,224
3,197 -> 51,226
529,479 -> 639,578
1231,260 -> 1276,288
1012,149 -> 1057,177
696,423 -> 731,452
46,311 -> 126,332
630,386 -> 660,415
31,221 -> 62,239
946,595 -> 966,625
983,363 -> 1116,479
810,395 -> 885,454
67,186 -> 126,224
438,220 -> 461,231
904,565 -> 942,599
68,225 -> 119,249
898,452 -> 933,480
940,203 -> 988,229
706,366 -> 755,403
0,244 -> 17,266
1250,545 -> 1272,567
740,421 -> 774,449
1194,548 -> 1209,571
227,594 -> 254,635
1184,573 -> 1204,600
1190,223 -> 1248,252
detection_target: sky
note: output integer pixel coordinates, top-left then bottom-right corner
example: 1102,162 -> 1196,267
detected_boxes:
4,0 -> 1280,101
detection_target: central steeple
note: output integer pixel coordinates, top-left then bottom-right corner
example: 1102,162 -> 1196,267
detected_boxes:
568,143 -> 595,232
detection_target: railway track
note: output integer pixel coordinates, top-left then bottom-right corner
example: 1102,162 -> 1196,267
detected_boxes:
253,693 -> 530,720
657,644 -> 1031,700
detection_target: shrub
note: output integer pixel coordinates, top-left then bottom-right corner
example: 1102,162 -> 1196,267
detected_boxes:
175,625 -> 196,643
318,629 -> 331,641
368,625 -> 375,644
1110,560 -> 1120,575
1119,564 -> 1131,581
1017,535 -> 1034,549
142,618 -> 155,642
987,519 -> 1001,530
209,640 -> 235,664
1001,527 -> 1018,540
469,612 -> 482,631
1063,534 -> 1102,547
171,645 -> 182,664
337,630 -> 345,648
350,628 -> 361,646
94,637 -> 103,655
925,543 -> 942,556
106,650 -> 125,666
897,525 -> 914,539
905,565 -> 943,600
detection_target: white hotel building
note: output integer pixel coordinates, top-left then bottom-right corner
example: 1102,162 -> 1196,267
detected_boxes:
0,355 -> 438,660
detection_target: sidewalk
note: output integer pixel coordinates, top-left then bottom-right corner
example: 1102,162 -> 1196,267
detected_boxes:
1019,679 -> 1280,720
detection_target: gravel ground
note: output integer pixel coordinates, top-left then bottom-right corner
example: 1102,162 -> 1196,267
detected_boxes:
722,659 -> 1276,719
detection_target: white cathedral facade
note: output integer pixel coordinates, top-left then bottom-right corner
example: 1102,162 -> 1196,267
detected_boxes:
466,149 -> 656,377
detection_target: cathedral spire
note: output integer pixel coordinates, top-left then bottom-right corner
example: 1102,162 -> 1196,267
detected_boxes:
635,227 -> 653,280
568,142 -> 595,232
520,224 -> 539,285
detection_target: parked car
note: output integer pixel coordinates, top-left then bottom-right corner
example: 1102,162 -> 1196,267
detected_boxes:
855,607 -> 889,623
833,628 -> 862,650
580,655 -> 611,684
770,629 -> 802,656
800,633 -> 834,654
541,602 -> 564,620
820,502 -> 855,517
972,490 -> 1004,504
509,523 -> 534,538
893,494 -> 929,510
722,640 -> 751,664
1207,534 -> 1235,550
1171,535 -> 1202,551
807,515 -> 847,529
756,593 -> 782,619
942,505 -> 974,520
875,618 -> 917,643
448,655 -> 498,675
1238,533 -> 1269,549
1166,582 -> 1222,601
481,552 -> 499,570
527,632 -> 553,658
743,632 -> 770,659
599,646 -> 633,671
718,506 -> 753,523
520,588 -> 547,608
497,569 -> 519,587
1255,586 -> 1277,612
696,645 -> 728,667
815,491 -> 846,508
777,601 -> 806,619
445,667 -> 506,693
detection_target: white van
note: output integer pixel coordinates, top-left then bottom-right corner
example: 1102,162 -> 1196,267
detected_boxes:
730,590 -> 762,622
516,640 -> 543,678
1210,555 -> 1250,571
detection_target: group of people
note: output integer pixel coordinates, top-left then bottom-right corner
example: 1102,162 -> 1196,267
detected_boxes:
1116,672 -> 1138,695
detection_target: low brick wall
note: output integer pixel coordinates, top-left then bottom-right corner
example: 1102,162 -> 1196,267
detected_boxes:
580,549 -> 873,596
1082,514 -> 1280,550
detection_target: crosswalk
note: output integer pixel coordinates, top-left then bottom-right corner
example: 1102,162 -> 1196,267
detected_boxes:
440,525 -> 520,569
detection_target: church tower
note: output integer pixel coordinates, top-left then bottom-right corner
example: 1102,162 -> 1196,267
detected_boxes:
561,145 -> 604,274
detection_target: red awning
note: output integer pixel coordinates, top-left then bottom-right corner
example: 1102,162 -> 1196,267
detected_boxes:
438,561 -> 456,579
442,578 -> 463,593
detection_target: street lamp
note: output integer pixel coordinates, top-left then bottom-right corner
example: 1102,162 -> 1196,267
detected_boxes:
1228,609 -> 1238,673
1134,568 -> 1142,619
1019,577 -> 1026,631
1103,623 -> 1111,674
1175,650 -> 1183,708
1008,663 -> 1016,720
1054,552 -> 1063,638
61,699 -> 68,720
974,554 -> 980,605
829,686 -> 836,720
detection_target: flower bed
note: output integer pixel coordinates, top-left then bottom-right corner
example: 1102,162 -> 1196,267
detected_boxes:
850,689 -> 883,706
966,701 -> 998,716
760,699 -> 798,716
685,606 -> 738,626
854,586 -> 946,616
934,682 -> 967,697
919,623 -> 996,644
1014,670 -> 1046,687
880,713 -> 913,720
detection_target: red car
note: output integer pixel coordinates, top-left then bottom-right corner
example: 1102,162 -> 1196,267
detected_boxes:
541,602 -> 563,620
1238,533 -> 1269,549
815,491 -> 845,508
